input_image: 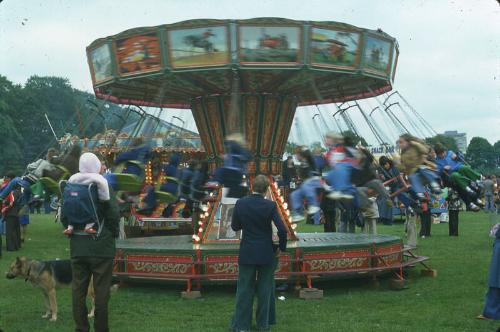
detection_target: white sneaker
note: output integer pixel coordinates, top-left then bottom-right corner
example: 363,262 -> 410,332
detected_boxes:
307,206 -> 320,215
430,182 -> 441,194
327,191 -> 354,201
468,203 -> 480,212
291,213 -> 305,223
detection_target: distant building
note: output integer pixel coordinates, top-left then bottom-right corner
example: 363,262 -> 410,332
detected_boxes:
443,130 -> 467,153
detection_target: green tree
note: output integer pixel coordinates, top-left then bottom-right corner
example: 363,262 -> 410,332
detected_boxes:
0,75 -> 24,174
285,142 -> 299,155
0,75 -> 134,171
342,130 -> 368,147
425,134 -> 458,152
466,137 -> 495,172
493,140 -> 500,168
310,141 -> 326,153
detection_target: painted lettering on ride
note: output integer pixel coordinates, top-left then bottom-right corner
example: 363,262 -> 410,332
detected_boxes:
129,261 -> 190,274
209,262 -> 239,274
307,257 -> 368,271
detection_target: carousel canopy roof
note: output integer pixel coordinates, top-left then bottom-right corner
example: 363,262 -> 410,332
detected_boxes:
87,17 -> 399,108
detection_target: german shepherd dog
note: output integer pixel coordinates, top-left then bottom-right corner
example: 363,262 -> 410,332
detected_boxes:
6,257 -> 97,322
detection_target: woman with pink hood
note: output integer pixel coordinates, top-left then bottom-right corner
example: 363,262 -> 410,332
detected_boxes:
63,152 -> 110,235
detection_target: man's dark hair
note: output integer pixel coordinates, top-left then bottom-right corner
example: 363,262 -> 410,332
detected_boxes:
252,175 -> 270,194
434,143 -> 446,155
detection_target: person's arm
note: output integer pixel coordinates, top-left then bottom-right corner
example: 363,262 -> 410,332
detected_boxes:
271,204 -> 287,252
231,201 -> 242,232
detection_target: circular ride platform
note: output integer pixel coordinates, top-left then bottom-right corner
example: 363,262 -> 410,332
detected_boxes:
85,18 -> 431,290
114,232 -> 427,287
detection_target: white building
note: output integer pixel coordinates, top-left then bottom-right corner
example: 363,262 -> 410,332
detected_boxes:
443,130 -> 467,153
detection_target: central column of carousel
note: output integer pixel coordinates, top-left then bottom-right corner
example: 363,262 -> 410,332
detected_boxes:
190,94 -> 298,175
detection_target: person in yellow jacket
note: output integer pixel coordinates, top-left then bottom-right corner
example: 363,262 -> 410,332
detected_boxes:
397,134 -> 441,200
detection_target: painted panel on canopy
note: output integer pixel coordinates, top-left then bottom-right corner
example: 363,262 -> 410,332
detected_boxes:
205,99 -> 225,154
115,33 -> 162,76
191,100 -> 214,157
90,43 -> 113,84
168,26 -> 230,68
390,44 -> 399,83
222,97 -> 240,135
244,96 -> 260,153
260,98 -> 280,157
238,26 -> 301,64
362,35 -> 392,76
273,99 -> 296,156
310,27 -> 361,69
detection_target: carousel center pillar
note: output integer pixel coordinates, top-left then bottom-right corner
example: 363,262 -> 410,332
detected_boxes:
191,94 -> 297,175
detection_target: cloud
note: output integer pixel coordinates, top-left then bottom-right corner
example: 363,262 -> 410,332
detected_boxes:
1,0 -> 499,145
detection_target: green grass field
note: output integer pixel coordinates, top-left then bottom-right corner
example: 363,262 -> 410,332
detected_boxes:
1,212 -> 499,331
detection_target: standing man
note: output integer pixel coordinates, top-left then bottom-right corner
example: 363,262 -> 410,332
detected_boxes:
2,176 -> 22,252
484,175 -> 496,213
230,175 -> 288,332
61,153 -> 120,332
446,188 -> 461,236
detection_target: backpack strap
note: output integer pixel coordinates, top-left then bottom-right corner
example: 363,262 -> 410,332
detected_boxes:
88,183 -> 104,239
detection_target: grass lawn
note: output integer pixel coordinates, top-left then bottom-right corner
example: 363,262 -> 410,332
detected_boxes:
1,212 -> 499,331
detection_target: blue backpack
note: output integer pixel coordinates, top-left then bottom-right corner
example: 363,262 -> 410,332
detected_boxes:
61,182 -> 102,235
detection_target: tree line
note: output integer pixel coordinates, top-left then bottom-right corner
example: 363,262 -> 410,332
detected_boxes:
1,74 -> 499,176
0,75 -> 133,175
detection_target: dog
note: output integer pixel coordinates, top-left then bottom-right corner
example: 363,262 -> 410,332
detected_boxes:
5,257 -> 110,322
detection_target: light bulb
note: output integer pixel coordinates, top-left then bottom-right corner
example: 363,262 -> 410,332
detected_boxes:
198,227 -> 203,233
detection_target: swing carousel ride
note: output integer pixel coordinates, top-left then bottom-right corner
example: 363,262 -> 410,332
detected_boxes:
84,18 -> 432,291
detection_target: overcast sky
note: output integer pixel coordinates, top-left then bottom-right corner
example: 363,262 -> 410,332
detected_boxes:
1,0 -> 499,146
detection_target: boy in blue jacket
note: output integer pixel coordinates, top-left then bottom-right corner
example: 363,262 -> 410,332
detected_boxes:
433,143 -> 481,195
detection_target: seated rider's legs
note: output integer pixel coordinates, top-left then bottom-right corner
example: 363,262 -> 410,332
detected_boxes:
0,177 -> 31,200
290,186 -> 305,214
123,163 -> 142,176
326,162 -> 353,192
301,178 -> 321,210
457,165 -> 481,181
418,167 -> 439,185
408,172 -> 426,194
449,172 -> 470,192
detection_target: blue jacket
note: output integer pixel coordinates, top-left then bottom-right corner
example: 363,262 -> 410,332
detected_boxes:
231,194 -> 287,265
435,150 -> 462,173
162,153 -> 181,178
313,155 -> 326,174
223,140 -> 252,174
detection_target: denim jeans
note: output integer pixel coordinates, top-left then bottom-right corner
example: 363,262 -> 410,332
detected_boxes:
339,202 -> 357,233
290,177 -> 321,213
326,162 -> 354,192
485,193 -> 495,212
408,168 -> 438,194
0,177 -> 32,203
397,191 -> 415,209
